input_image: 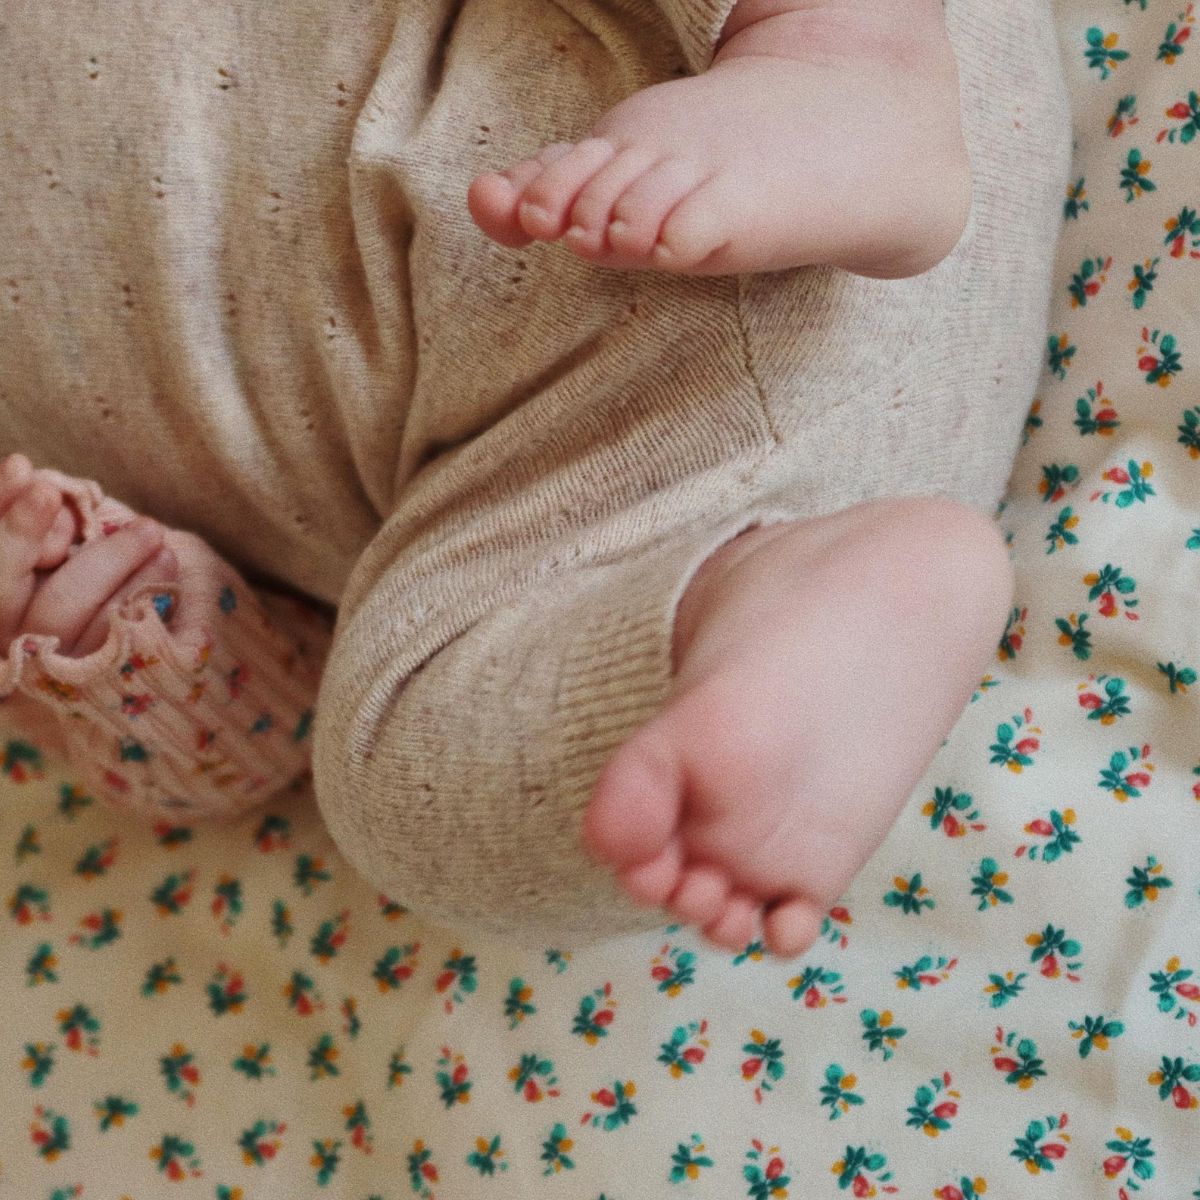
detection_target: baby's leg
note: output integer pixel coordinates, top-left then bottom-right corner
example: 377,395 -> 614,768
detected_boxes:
311,0 -> 1070,951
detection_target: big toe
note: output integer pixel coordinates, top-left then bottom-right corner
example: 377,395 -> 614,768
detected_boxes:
467,144 -> 575,247
583,730 -> 685,873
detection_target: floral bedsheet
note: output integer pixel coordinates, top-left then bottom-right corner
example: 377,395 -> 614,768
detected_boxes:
2,2 -> 1199,1196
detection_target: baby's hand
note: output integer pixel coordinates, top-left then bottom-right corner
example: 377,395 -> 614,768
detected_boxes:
0,453 -> 179,659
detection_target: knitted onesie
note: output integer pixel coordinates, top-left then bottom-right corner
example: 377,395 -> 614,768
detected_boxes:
0,0 -> 1070,942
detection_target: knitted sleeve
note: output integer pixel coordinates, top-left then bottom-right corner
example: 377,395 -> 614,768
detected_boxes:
654,0 -> 740,72
0,472 -> 332,820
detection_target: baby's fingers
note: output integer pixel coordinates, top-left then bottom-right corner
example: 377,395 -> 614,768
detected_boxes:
71,543 -> 179,659
34,504 -> 79,570
22,518 -> 165,655
0,453 -> 34,509
0,478 -> 65,645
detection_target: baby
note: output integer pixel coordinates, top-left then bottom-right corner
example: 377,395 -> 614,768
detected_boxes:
0,0 -> 1069,957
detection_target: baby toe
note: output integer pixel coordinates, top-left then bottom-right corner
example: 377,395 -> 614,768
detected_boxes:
653,176 -> 734,273
517,138 -> 617,240
563,147 -> 659,254
608,158 -> 707,261
667,864 -> 731,928
467,144 -> 573,246
702,892 -> 760,954
618,841 -> 683,909
762,897 -> 824,960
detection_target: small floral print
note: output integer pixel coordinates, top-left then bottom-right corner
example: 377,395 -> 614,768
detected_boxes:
1128,257 -> 1158,308
1077,675 -> 1132,723
860,1009 -> 906,1061
466,1134 -> 508,1177
1109,94 -> 1140,138
1164,205 -> 1200,257
831,1145 -> 897,1195
1016,808 -> 1081,862
669,1132 -> 714,1183
1147,1056 -> 1200,1110
435,947 -> 478,1013
508,1053 -> 561,1102
540,1123 -> 575,1175
1156,90 -> 1200,143
311,1137 -> 343,1188
1085,28 -> 1130,78
971,858 -> 1015,909
985,970 -> 1028,1009
1137,327 -> 1182,386
820,1064 -> 866,1121
1026,925 -> 1083,981
658,1020 -> 710,1078
571,982 -> 617,1043
1068,255 -> 1112,306
503,977 -> 536,1028
1103,1126 -> 1156,1192
1149,956 -> 1200,1025
926,787 -> 984,835
787,964 -> 847,1007
1157,5 -> 1195,63
988,709 -> 1041,771
1098,744 -> 1155,800
1010,1113 -> 1070,1175
1069,1014 -> 1126,1057
894,954 -> 957,991
1048,333 -> 1077,379
1074,382 -> 1120,436
581,1079 -> 638,1130
1119,149 -> 1156,202
745,1140 -> 791,1200
1064,177 -> 1089,219
991,1028 -> 1047,1089
741,1029 -> 785,1103
435,1046 -> 471,1108
650,943 -> 697,997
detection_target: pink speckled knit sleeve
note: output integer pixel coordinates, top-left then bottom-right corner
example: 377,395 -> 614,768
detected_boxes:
0,472 -> 332,820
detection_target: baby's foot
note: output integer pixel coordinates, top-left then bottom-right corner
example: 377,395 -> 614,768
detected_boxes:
582,497 -> 1013,958
468,3 -> 970,277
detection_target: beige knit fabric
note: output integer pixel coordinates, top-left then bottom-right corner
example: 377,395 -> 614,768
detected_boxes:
0,0 -> 1070,942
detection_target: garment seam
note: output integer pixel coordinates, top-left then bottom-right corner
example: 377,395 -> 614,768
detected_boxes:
733,274 -> 783,447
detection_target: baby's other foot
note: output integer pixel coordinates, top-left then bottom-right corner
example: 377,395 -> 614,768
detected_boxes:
582,497 -> 1013,958
469,4 -> 970,277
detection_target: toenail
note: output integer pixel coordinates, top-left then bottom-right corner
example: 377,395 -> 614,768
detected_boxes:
564,225 -> 594,243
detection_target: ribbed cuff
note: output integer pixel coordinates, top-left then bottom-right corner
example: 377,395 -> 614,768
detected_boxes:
0,472 -> 332,820
555,500 -> 810,803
